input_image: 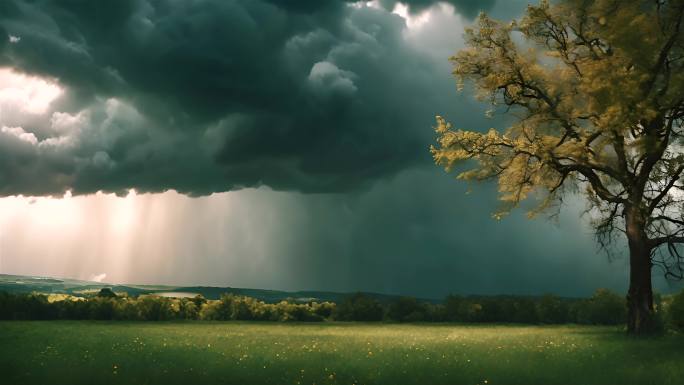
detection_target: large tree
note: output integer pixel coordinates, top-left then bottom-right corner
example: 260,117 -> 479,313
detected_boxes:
432,0 -> 684,334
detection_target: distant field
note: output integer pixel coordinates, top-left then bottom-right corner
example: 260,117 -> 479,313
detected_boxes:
1,322 -> 683,385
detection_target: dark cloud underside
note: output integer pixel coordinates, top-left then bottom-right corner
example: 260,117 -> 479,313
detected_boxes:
0,0 -> 497,196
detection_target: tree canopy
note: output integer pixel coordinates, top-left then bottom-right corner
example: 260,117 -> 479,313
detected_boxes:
432,0 -> 684,333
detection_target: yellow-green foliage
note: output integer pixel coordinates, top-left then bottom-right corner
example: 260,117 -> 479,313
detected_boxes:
198,295 -> 335,322
432,0 -> 684,222
46,293 -> 78,303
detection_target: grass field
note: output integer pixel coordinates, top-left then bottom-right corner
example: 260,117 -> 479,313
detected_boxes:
1,322 -> 683,385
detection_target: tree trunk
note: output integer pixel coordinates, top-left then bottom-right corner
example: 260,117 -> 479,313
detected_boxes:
625,208 -> 656,334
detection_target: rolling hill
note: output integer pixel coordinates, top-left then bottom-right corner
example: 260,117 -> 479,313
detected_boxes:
0,273 -> 432,303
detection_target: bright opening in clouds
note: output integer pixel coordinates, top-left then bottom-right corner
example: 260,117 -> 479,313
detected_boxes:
392,3 -> 433,29
0,67 -> 62,115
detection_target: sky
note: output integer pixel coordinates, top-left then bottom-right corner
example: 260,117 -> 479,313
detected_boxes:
0,0 -> 680,298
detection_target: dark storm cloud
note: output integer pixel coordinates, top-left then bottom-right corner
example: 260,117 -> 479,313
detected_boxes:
0,0 -> 497,197
2,0 -> 669,299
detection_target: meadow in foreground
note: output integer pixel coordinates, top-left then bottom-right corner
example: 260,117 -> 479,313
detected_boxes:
1,322 -> 683,385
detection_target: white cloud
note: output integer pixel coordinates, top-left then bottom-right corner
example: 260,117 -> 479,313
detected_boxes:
1,126 -> 38,145
8,35 -> 20,44
89,273 -> 107,283
307,61 -> 358,96
50,111 -> 86,134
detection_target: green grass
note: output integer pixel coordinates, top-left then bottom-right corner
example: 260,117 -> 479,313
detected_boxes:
1,322 -> 683,385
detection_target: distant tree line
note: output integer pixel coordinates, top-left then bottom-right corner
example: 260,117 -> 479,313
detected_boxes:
336,290 -> 633,325
2,288 -> 684,330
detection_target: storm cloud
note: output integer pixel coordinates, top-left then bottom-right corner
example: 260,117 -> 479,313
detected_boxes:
3,0 -> 674,298
0,0 -> 497,196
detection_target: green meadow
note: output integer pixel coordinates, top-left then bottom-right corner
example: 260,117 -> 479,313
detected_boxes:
1,322 -> 683,385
